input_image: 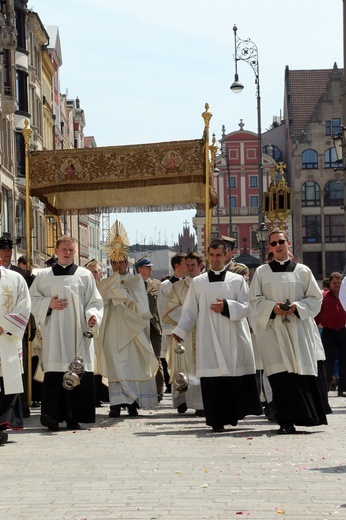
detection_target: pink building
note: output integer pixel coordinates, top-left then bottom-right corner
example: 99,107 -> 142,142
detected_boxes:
193,124 -> 277,259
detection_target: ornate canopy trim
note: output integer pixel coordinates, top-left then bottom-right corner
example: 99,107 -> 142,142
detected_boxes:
30,138 -> 212,214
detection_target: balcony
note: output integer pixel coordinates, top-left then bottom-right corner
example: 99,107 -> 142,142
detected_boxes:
197,206 -> 259,217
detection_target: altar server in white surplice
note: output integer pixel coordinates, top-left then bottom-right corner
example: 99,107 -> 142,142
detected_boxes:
96,220 -> 158,419
30,236 -> 103,432
249,228 -> 328,435
0,259 -> 31,444
172,239 -> 262,433
163,252 -> 205,415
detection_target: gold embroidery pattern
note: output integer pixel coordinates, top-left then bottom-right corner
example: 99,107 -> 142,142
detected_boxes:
2,285 -> 14,314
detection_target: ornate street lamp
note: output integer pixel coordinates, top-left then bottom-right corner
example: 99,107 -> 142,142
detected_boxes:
230,24 -> 264,225
256,222 -> 269,264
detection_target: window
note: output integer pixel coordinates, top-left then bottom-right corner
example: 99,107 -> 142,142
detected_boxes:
302,215 -> 321,243
1,189 -> 10,234
250,196 -> 258,207
263,144 -> 282,162
302,149 -> 318,169
326,118 -> 341,136
249,176 -> 258,188
325,251 -> 345,275
324,180 -> 344,206
229,177 -> 236,189
251,230 -> 259,248
16,132 -> 25,177
229,196 -> 237,208
325,215 -> 344,242
16,70 -> 28,113
301,181 -> 320,206
324,147 -> 338,169
303,252 -> 322,280
3,50 -> 12,95
16,198 -> 26,250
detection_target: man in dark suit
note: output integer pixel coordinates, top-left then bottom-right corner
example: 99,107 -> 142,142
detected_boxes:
135,257 -> 165,401
221,235 -> 249,278
0,235 -> 25,274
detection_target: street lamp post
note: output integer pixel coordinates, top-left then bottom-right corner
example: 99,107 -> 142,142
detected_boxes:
256,221 -> 269,265
230,24 -> 264,226
221,140 -> 233,238
213,167 -> 221,235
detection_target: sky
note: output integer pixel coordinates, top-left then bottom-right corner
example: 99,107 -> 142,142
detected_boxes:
29,0 -> 344,246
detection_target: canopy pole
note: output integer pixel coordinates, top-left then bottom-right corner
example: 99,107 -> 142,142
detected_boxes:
22,120 -> 33,407
202,103 -> 213,254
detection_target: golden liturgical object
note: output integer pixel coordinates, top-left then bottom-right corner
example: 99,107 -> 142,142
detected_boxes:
263,162 -> 292,228
105,220 -> 130,262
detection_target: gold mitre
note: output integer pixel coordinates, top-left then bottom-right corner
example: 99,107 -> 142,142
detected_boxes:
105,220 -> 130,262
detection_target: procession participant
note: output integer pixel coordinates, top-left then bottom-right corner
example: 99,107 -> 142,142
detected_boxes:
96,221 -> 158,418
30,236 -> 103,431
85,259 -> 108,406
85,259 -> 103,283
221,235 -> 249,278
18,256 -> 41,408
249,228 -> 328,434
163,252 -> 205,415
172,239 -> 262,433
158,253 -> 187,393
0,237 -> 32,418
0,235 -> 25,275
315,272 -> 346,397
0,257 -> 31,444
135,256 -> 165,401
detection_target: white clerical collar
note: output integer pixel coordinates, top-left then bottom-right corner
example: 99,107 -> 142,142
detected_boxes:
210,267 -> 226,275
57,262 -> 73,268
274,258 -> 290,266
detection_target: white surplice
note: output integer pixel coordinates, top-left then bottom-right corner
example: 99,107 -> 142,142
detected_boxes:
96,273 -> 158,408
0,267 -> 31,394
163,277 -> 203,409
249,263 -> 323,377
30,267 -> 103,372
172,271 -> 256,378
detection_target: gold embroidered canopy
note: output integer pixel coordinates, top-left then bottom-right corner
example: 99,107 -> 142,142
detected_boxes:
30,137 -> 215,214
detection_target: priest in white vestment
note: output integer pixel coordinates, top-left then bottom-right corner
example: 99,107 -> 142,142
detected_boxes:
163,252 -> 204,414
249,228 -> 328,435
157,253 -> 187,393
30,236 -> 103,431
172,239 -> 262,433
96,221 -> 158,418
0,260 -> 31,443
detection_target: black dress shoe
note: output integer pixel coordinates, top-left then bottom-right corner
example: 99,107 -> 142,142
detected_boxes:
212,426 -> 225,433
194,410 -> 206,417
157,394 -> 163,402
0,431 -> 9,444
127,403 -> 139,417
277,425 -> 296,435
177,403 -> 187,414
66,422 -> 82,430
108,405 -> 121,418
22,407 -> 31,418
40,414 -> 59,431
338,391 -> 346,397
31,401 -> 41,408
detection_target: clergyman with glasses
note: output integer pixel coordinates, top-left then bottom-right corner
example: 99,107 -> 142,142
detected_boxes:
249,228 -> 329,435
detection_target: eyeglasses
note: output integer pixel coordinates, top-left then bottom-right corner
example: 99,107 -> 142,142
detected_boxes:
269,239 -> 286,247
